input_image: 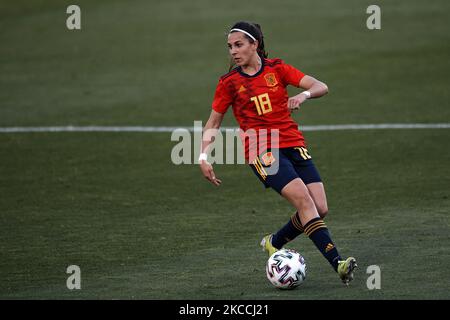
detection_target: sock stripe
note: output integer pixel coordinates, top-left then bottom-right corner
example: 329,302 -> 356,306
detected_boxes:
304,222 -> 325,234
304,220 -> 324,233
291,217 -> 303,231
304,220 -> 326,236
305,224 -> 326,236
272,211 -> 305,249
303,217 -> 322,229
305,224 -> 327,236
290,212 -> 304,231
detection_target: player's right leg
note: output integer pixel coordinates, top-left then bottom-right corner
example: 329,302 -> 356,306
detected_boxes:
251,150 -> 306,255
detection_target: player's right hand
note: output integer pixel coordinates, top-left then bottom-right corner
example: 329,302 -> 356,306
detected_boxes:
199,161 -> 222,186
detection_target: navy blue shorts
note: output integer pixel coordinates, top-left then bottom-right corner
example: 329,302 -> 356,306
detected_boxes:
249,147 -> 322,194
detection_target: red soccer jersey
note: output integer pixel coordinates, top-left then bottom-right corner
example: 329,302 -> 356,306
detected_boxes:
211,58 -> 307,161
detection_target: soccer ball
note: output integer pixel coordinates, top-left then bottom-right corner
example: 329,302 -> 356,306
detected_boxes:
266,248 -> 307,289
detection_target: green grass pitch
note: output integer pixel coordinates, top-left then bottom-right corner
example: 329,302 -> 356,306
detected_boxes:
0,0 -> 449,299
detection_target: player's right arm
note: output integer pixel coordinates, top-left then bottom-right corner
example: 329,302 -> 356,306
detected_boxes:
199,109 -> 224,186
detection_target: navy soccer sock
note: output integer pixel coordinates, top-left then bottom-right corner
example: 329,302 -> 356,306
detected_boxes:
304,217 -> 341,271
271,212 -> 304,249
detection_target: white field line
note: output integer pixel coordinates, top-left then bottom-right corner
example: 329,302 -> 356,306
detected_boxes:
0,123 -> 449,133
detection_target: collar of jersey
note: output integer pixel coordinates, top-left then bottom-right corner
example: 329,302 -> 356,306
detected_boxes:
237,58 -> 265,78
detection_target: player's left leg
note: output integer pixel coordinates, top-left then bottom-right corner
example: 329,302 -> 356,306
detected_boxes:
254,150 -> 307,252
281,178 -> 357,284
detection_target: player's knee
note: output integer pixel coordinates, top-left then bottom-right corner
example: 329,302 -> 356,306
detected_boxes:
282,179 -> 316,212
295,191 -> 316,211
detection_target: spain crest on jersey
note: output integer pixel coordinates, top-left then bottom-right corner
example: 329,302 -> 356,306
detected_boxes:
264,73 -> 278,87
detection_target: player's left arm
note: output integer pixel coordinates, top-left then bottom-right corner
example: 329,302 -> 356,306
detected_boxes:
288,75 -> 328,111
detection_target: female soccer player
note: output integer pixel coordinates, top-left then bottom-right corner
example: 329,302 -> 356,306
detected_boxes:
199,21 -> 357,285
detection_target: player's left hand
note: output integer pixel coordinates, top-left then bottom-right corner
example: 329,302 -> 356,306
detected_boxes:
288,93 -> 307,112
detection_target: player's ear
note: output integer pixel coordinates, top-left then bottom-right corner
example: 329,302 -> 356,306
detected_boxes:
252,39 -> 259,50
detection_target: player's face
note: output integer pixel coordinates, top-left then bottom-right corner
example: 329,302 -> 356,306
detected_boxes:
227,32 -> 258,67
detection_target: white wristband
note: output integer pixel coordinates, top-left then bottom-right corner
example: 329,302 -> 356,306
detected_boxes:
198,153 -> 208,162
301,91 -> 311,99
